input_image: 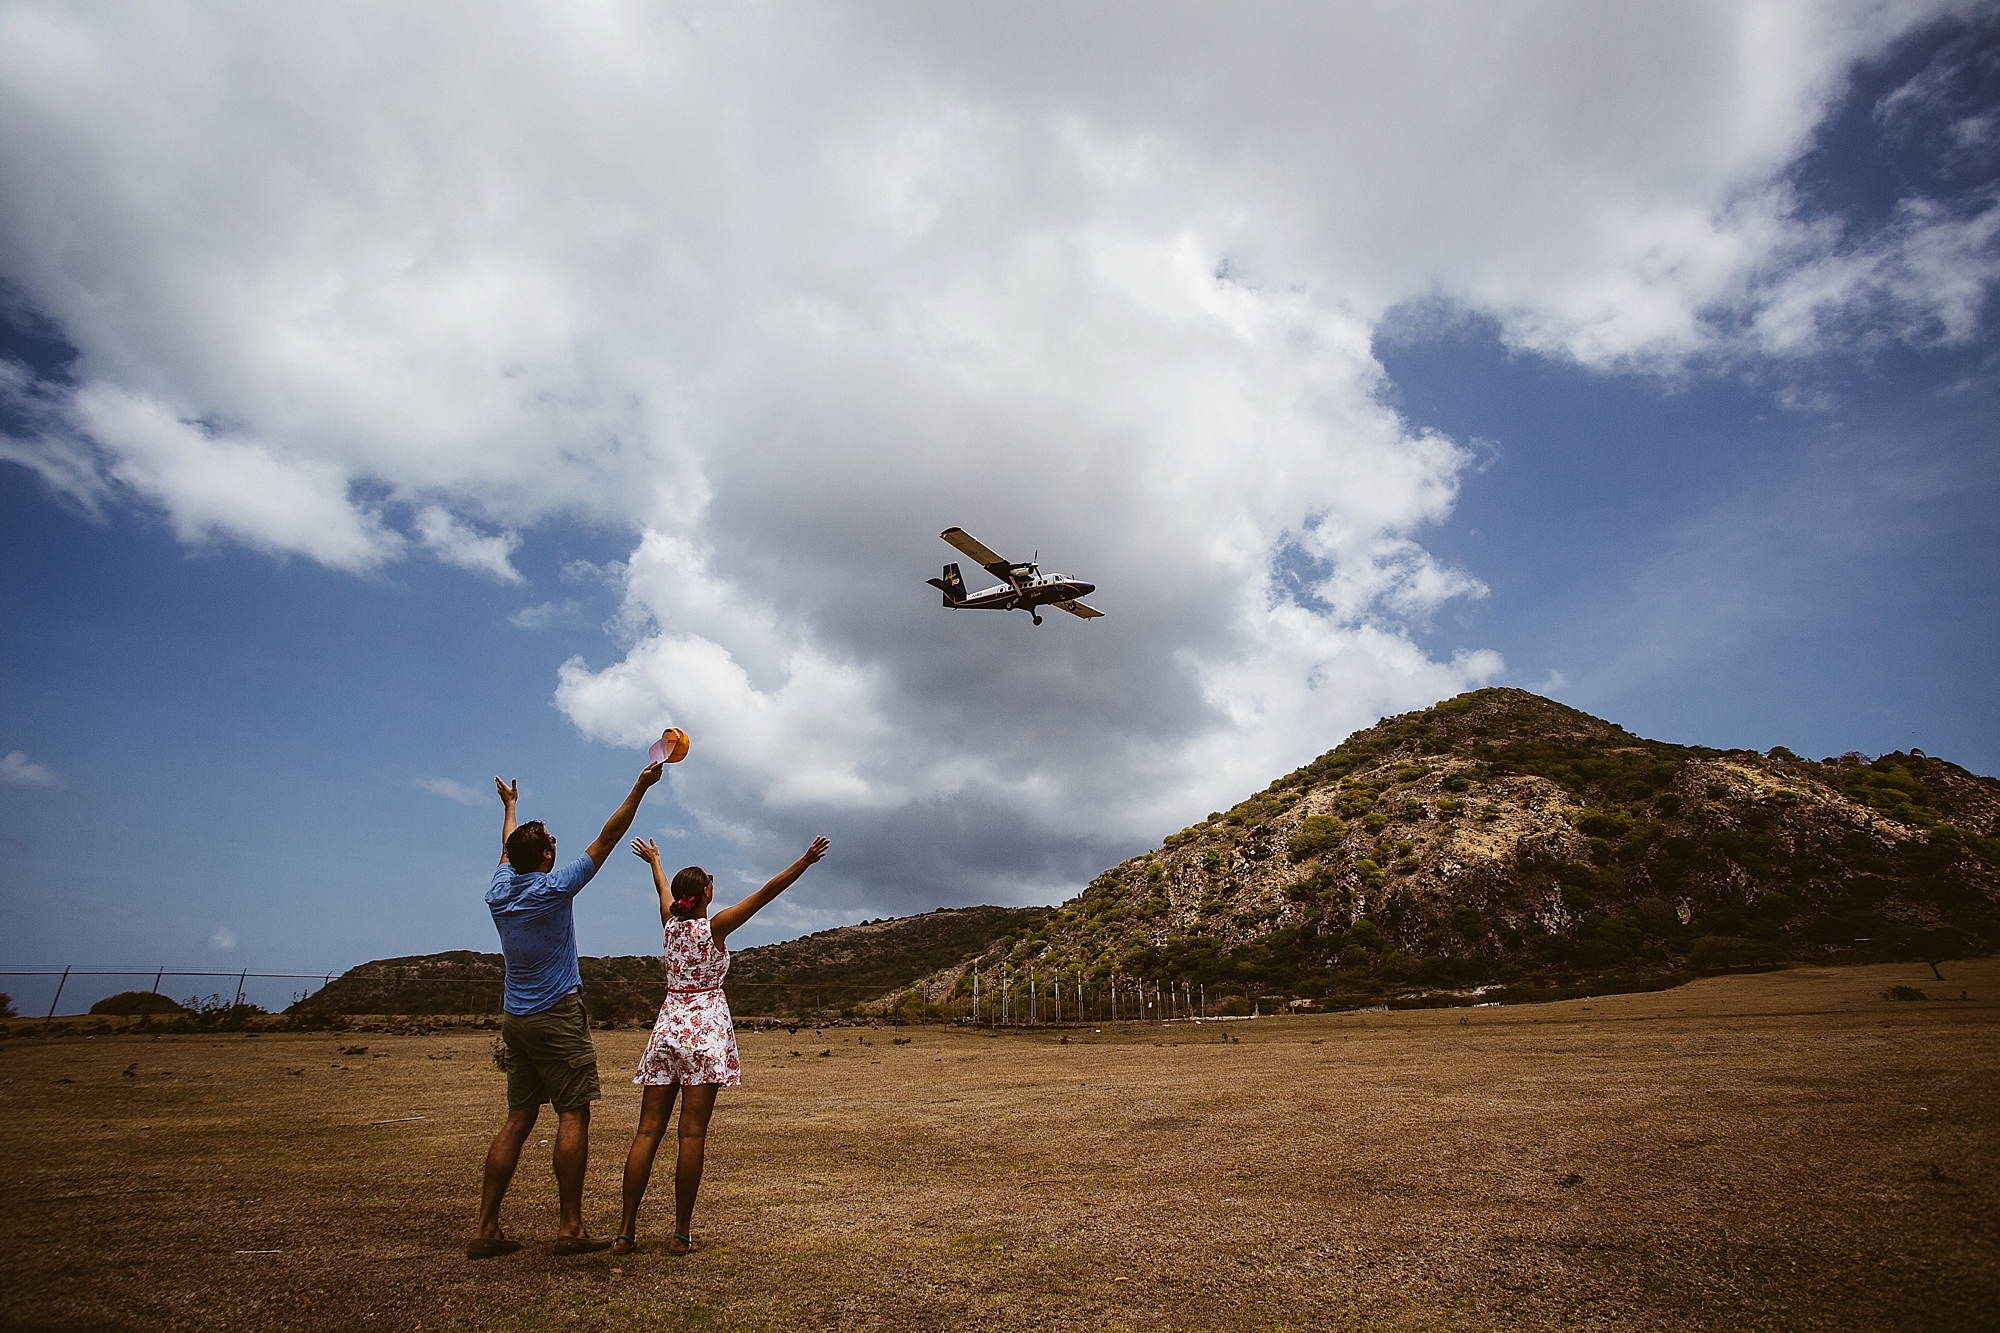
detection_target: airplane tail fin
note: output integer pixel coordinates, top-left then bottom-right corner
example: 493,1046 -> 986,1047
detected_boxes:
925,562 -> 967,606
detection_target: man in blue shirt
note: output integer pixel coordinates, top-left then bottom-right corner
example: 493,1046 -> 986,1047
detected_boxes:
467,759 -> 664,1259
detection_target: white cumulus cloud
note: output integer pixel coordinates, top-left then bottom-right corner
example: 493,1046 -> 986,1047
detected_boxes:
415,777 -> 483,806
414,506 -> 523,584
0,750 -> 64,788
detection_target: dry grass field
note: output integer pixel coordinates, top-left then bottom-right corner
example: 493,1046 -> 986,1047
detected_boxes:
1,960 -> 1995,1333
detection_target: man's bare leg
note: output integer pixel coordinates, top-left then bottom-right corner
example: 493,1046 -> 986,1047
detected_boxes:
476,1105 -> 539,1240
670,1084 -> 719,1253
613,1085 -> 679,1251
553,1105 -> 592,1238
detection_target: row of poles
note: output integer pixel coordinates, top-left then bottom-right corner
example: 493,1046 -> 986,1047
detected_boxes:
12,967 -> 1238,1029
966,969 -> 1211,1025
4,967 -> 341,1031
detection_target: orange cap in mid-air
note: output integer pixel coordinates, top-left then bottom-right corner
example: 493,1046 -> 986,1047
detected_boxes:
649,728 -> 690,764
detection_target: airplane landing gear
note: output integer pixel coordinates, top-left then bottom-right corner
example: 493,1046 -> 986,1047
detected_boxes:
1032,612 -> 1043,625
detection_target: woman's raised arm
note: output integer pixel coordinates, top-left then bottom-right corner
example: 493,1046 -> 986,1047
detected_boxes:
710,837 -> 830,949
631,838 -> 670,926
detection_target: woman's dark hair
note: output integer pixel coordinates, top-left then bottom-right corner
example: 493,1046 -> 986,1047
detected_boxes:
504,821 -> 555,873
669,866 -> 711,920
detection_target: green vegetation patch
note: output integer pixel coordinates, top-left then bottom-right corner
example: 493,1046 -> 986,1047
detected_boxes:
1286,814 -> 1347,862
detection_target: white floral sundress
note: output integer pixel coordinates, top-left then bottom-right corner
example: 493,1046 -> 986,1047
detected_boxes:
633,916 -> 741,1087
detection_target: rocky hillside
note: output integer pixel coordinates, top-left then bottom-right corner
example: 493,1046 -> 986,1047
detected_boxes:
889,688 -> 2000,1015
291,905 -> 1052,1019
723,904 -> 1052,1015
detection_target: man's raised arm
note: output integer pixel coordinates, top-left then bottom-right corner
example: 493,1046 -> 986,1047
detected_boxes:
584,761 -> 666,869
495,777 -> 519,866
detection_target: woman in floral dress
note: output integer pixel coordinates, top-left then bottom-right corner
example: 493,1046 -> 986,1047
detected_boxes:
612,833 -> 830,1255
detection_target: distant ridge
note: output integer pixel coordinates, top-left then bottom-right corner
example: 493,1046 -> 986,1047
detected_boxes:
884,688 -> 1999,1014
291,904 -> 1053,1020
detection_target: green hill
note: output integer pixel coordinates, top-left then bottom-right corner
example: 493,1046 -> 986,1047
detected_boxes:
883,688 -> 2000,1015
294,690 -> 1998,1023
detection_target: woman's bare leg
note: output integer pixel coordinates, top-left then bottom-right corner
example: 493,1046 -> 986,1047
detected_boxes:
670,1084 -> 720,1252
615,1084 -> 679,1249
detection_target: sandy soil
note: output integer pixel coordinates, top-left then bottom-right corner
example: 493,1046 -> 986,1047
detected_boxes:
0,960 -> 1994,1332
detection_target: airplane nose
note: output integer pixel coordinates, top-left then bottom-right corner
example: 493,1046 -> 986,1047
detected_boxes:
1075,582 -> 1095,596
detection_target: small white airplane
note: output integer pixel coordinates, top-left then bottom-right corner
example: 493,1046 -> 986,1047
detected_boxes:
925,527 -> 1104,626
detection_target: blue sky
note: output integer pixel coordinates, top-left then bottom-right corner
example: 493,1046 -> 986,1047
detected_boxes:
1,3 -> 1995,1015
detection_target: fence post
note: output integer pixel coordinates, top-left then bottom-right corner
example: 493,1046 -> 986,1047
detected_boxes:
138,966 -> 165,1029
234,970 -> 248,1009
44,965 -> 71,1030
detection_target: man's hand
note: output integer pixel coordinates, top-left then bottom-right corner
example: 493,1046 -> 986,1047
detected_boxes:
802,836 -> 831,866
630,837 -> 660,864
637,760 -> 665,790
496,777 -> 520,863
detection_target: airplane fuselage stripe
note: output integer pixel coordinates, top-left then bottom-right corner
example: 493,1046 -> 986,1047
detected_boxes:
954,581 -> 1093,609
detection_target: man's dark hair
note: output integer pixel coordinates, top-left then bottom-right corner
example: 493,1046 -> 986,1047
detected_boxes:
669,866 -> 711,920
505,820 -> 555,873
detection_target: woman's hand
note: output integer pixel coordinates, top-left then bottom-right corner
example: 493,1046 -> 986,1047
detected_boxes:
630,837 -> 660,864
713,836 -> 830,948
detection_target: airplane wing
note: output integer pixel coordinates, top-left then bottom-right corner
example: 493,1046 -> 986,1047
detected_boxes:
1055,599 -> 1105,619
940,527 -> 1019,582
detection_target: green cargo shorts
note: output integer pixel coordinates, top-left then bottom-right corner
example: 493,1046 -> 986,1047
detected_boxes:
500,992 -> 601,1113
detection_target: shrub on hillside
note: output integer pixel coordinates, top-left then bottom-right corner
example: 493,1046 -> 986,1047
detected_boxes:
1287,815 -> 1347,862
1633,898 -> 1681,936
1688,936 -> 1780,970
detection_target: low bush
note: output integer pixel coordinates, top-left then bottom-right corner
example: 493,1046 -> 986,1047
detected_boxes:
89,991 -> 190,1017
1688,936 -> 1780,970
1286,815 -> 1347,862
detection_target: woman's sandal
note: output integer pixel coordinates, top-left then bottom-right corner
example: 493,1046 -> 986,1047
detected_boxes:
668,1232 -> 697,1255
610,1234 -> 637,1256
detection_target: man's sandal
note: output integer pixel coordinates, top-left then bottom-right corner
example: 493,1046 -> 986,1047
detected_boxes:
553,1234 -> 614,1256
610,1234 -> 637,1255
668,1232 -> 697,1255
465,1237 -> 523,1260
